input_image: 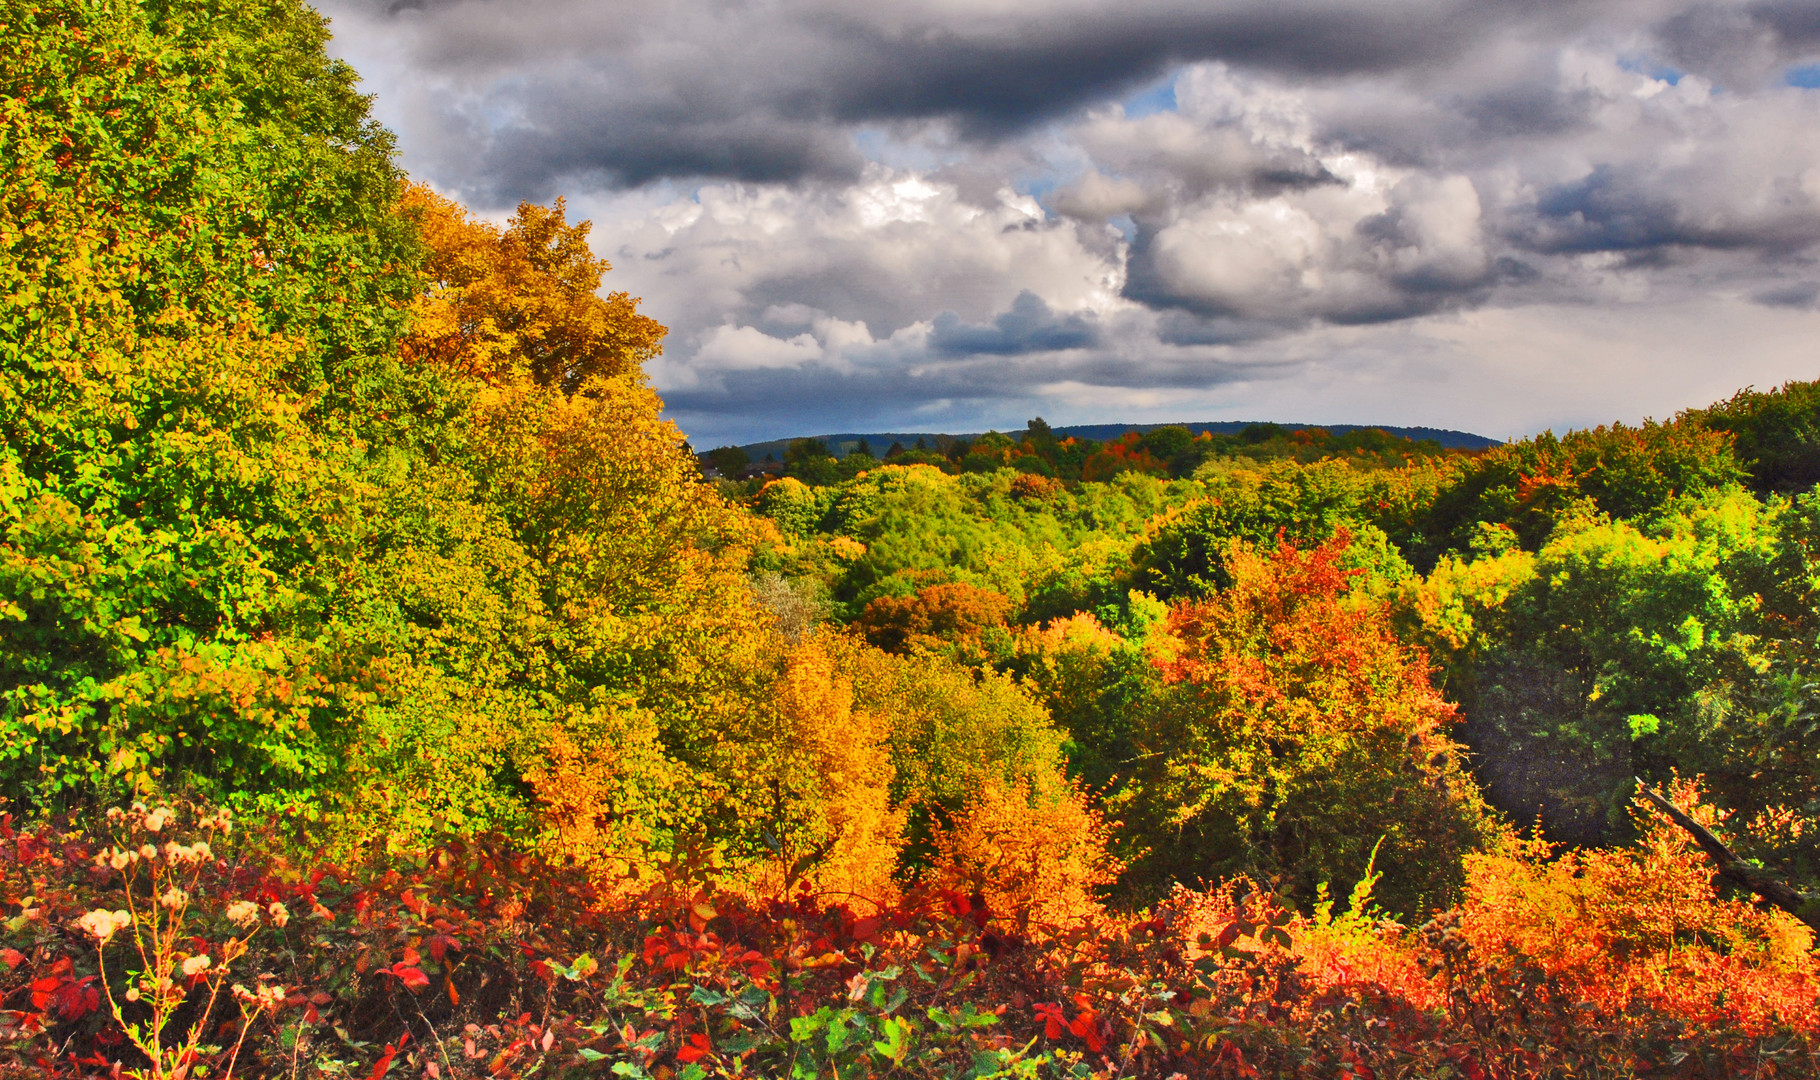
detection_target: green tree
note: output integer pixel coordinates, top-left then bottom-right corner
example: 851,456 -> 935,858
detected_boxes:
1409,421 -> 1743,566
1685,379 -> 1820,495
1131,459 -> 1412,598
0,0 -> 424,806
1407,491 -> 1793,845
707,445 -> 751,476
784,438 -> 841,485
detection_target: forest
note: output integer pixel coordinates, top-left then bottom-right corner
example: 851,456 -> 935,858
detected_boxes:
4,0 -> 1820,1076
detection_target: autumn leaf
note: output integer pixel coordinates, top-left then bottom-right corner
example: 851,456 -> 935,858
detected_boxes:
381,964 -> 430,991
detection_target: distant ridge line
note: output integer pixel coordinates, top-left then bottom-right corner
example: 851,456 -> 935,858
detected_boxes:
723,421 -> 1502,461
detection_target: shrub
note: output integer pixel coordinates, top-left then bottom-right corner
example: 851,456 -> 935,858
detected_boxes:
925,778 -> 1122,935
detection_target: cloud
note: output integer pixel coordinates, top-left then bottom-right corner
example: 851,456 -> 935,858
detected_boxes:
929,292 -> 1100,356
321,0 -> 1621,198
1754,281 -> 1820,308
319,0 -> 1820,445
693,325 -> 828,371
575,166 -> 1125,379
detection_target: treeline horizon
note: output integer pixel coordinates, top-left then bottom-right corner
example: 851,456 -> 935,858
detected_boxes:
7,0 -> 1820,1075
705,419 -> 1502,471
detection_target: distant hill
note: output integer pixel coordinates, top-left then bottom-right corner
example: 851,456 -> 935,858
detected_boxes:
722,421 -> 1501,462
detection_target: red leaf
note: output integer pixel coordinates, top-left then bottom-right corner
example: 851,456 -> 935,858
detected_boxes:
426,932 -> 460,961
368,1042 -> 399,1080
0,949 -> 23,970
383,964 -> 430,991
1034,1003 -> 1068,1040
1068,1010 -> 1105,1053
676,1033 -> 712,1064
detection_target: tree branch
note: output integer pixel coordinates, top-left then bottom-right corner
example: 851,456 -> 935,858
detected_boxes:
1634,780 -> 1820,935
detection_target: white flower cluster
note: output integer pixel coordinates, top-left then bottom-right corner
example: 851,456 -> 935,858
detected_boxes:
105,803 -> 173,833
90,841 -> 211,870
101,802 -> 232,837
77,908 -> 132,943
92,802 -> 224,872
224,900 -> 290,929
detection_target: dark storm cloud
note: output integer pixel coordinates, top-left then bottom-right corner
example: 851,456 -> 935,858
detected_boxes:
483,112 -> 863,199
1457,83 -> 1600,138
1152,311 -> 1285,347
1754,281 -> 1820,308
1526,167 -> 1695,253
327,0 -> 1601,196
929,292 -> 1099,356
1750,0 -> 1820,44
1655,1 -> 1820,84
807,5 -> 1489,131
1519,165 -> 1820,256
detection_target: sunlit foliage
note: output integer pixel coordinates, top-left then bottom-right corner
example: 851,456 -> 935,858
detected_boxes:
0,0 -> 421,806
12,2 -> 1820,1073
1118,532 -> 1500,911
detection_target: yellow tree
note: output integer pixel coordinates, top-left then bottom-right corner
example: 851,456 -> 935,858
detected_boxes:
335,188 -> 773,861
738,635 -> 905,906
400,185 -> 664,389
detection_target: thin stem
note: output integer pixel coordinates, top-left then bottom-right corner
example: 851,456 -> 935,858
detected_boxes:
221,996 -> 266,1080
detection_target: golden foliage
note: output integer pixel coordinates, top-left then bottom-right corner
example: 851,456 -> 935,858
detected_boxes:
927,777 -> 1122,934
749,636 -> 905,906
1015,612 -> 1127,707
837,640 -> 1069,818
400,184 -> 665,390
1392,542 -> 1538,664
521,707 -> 690,901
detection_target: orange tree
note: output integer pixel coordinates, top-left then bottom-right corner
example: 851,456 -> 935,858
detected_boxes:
853,581 -> 1016,666
399,183 -> 663,390
1116,531 -> 1500,914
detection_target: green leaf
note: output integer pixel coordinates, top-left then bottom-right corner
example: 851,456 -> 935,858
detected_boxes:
872,1015 -> 913,1063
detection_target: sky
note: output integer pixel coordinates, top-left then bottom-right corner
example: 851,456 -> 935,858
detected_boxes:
317,0 -> 1820,447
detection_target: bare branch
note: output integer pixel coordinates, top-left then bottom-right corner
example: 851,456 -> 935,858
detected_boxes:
1634,780 -> 1820,935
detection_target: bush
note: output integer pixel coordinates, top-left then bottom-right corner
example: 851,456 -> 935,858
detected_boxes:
7,800 -> 1817,1079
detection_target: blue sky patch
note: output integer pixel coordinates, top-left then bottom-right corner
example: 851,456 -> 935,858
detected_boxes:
1121,78 -> 1178,118
1618,54 -> 1682,85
